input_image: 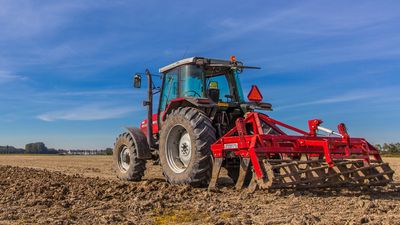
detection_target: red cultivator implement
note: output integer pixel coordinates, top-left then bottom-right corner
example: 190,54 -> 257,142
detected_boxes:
209,112 -> 394,190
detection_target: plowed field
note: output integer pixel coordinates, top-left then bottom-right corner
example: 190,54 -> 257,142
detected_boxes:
0,155 -> 399,224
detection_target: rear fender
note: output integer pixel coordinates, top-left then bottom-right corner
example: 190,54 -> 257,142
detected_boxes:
125,127 -> 152,160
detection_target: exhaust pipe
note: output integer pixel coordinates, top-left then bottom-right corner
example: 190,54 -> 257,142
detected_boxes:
144,69 -> 154,148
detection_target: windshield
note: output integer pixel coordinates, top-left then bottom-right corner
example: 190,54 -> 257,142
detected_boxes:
180,64 -> 246,102
180,65 -> 204,98
160,64 -> 246,111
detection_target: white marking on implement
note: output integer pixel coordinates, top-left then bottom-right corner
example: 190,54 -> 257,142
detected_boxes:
224,143 -> 238,149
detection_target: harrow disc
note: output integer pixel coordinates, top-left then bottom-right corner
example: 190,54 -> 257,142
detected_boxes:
247,159 -> 394,190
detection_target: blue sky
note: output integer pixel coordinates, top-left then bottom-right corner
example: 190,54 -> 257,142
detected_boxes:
0,0 -> 399,149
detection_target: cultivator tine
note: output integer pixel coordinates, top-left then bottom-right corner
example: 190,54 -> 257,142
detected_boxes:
262,160 -> 275,188
247,159 -> 275,192
235,158 -> 251,190
247,175 -> 258,192
208,158 -> 223,191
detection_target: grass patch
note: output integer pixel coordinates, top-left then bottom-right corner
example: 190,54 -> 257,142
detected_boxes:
152,209 -> 210,224
220,212 -> 234,220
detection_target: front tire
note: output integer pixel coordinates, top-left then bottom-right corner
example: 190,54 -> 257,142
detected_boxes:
113,131 -> 146,181
159,107 -> 216,187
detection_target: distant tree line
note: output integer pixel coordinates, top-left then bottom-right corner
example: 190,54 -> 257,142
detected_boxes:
375,143 -> 400,155
2,142 -> 397,155
0,142 -> 113,155
0,145 -> 25,154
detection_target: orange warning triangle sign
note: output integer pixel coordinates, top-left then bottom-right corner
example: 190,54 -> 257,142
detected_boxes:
247,85 -> 263,102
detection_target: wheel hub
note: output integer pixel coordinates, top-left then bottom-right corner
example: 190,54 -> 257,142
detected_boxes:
119,146 -> 130,171
166,124 -> 192,173
179,132 -> 192,167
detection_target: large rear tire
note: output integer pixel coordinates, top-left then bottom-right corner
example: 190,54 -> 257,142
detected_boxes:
159,107 -> 216,187
113,131 -> 146,181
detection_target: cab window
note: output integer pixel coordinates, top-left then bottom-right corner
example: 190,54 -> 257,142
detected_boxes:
160,68 -> 178,111
179,65 -> 204,98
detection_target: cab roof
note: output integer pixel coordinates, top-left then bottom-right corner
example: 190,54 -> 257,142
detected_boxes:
159,57 -> 241,73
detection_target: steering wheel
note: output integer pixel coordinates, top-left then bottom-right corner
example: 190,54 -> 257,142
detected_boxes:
184,90 -> 202,97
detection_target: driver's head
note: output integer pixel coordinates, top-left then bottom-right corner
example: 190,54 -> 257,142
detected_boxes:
208,81 -> 218,90
207,81 -> 220,102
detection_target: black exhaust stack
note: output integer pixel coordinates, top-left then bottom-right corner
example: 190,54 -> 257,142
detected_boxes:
144,69 -> 154,148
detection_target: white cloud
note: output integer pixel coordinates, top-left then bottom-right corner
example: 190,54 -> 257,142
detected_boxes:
210,2 -> 400,72
214,2 -> 400,40
37,104 -> 138,122
0,71 -> 27,84
0,1 -> 108,40
276,90 -> 381,110
39,89 -> 142,97
251,35 -> 400,72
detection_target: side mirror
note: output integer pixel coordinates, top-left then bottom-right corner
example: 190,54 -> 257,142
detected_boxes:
133,74 -> 142,88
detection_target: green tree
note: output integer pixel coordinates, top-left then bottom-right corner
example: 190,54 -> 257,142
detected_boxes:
25,142 -> 48,154
380,143 -> 400,154
104,148 -> 113,155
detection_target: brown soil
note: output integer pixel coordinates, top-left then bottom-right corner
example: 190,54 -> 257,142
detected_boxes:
0,155 -> 400,224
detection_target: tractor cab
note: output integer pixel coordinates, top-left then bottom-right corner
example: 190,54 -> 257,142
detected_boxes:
158,57 -> 245,109
157,57 -> 271,136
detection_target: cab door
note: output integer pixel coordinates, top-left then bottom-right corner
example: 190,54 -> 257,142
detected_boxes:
159,68 -> 179,112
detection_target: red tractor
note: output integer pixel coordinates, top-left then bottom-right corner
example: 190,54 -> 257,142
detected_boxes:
113,56 -> 394,190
